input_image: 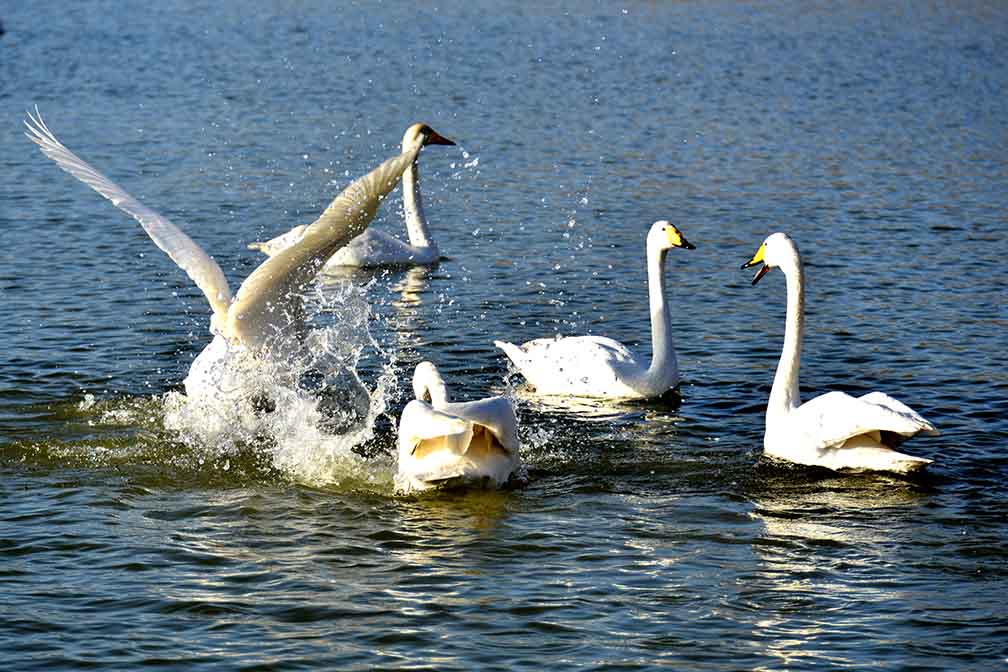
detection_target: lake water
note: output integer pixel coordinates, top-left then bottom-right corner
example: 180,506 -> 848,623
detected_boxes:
2,1 -> 1007,669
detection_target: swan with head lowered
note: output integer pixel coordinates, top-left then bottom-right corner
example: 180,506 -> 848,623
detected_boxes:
397,361 -> 520,493
741,232 -> 938,473
25,108 -> 454,405
494,221 -> 694,400
248,124 -> 454,269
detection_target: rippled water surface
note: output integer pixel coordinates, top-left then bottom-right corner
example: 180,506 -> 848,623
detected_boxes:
2,1 -> 1007,669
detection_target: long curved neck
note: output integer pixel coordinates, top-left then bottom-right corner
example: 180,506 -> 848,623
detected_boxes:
416,369 -> 449,408
770,252 -> 804,413
644,243 -> 677,388
402,160 -> 435,250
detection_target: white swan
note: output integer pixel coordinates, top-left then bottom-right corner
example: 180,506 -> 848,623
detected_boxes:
742,232 -> 938,473
248,124 -> 454,269
494,220 -> 694,399
396,361 -> 520,493
25,108 -> 452,401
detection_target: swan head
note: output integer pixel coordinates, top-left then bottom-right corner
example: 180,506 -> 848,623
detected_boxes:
647,220 -> 696,252
412,361 -> 449,405
742,232 -> 799,285
402,124 -> 456,152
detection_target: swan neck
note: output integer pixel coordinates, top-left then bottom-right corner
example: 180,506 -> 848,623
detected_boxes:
644,243 -> 676,388
770,255 -> 804,412
402,160 -> 435,250
416,366 -> 449,407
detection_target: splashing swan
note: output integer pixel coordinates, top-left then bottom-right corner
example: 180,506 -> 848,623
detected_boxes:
742,232 -> 937,473
248,125 -> 454,268
397,361 -> 520,493
494,221 -> 694,400
25,109 -> 452,404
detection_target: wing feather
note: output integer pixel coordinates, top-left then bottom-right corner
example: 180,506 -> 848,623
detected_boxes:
227,146 -> 421,352
24,108 -> 232,324
795,390 -> 936,452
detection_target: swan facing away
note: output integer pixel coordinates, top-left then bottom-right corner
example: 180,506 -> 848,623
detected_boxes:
25,108 -> 451,406
494,221 -> 694,400
248,124 -> 454,269
742,232 -> 937,474
396,361 -> 521,494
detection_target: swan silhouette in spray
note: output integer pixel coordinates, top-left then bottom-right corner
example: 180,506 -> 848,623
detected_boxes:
248,124 -> 454,269
741,232 -> 937,473
25,109 -> 454,409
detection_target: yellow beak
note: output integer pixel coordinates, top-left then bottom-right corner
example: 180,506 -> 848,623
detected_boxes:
741,243 -> 770,285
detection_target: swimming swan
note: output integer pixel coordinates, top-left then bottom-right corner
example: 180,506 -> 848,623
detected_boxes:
249,124 -> 454,269
494,221 -> 694,399
742,232 -> 937,473
396,361 -> 520,493
25,109 -> 451,400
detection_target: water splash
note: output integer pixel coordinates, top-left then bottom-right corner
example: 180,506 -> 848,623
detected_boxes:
161,278 -> 398,489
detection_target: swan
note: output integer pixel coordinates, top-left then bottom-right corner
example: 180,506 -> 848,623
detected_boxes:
248,124 -> 454,269
25,108 -> 452,402
396,361 -> 520,493
741,232 -> 938,473
494,220 -> 694,399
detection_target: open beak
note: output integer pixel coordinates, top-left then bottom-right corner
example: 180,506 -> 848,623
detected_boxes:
741,243 -> 770,285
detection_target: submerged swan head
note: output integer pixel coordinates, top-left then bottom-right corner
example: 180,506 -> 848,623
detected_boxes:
741,231 -> 798,284
412,360 -> 449,406
647,220 -> 696,253
402,123 -> 456,152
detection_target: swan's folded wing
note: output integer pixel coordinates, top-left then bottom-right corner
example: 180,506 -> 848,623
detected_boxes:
442,396 -> 519,452
858,392 -> 938,434
796,390 -> 936,452
24,109 -> 232,323
399,401 -> 471,449
228,147 -> 421,351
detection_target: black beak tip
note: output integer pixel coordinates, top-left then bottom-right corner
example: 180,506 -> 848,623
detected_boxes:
683,241 -> 696,250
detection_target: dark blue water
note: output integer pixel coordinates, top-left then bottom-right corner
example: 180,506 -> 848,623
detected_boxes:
2,1 -> 1007,669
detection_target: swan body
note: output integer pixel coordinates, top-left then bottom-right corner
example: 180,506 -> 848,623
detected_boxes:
248,125 -> 453,269
742,232 -> 937,473
26,110 -> 451,401
396,361 -> 520,493
495,221 -> 694,399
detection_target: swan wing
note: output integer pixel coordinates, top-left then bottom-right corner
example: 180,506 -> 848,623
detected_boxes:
440,396 -> 519,453
24,108 -> 232,324
496,335 -> 638,392
398,400 -> 471,452
794,390 -> 937,452
247,224 -> 307,257
227,146 -> 421,352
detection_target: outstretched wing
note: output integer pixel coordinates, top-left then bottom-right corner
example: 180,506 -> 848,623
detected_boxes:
227,145 -> 421,352
796,390 -> 937,452
24,108 -> 232,326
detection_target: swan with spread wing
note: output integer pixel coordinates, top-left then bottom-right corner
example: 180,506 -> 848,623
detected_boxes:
397,361 -> 520,493
741,232 -> 937,473
25,109 -> 453,401
249,124 -> 453,269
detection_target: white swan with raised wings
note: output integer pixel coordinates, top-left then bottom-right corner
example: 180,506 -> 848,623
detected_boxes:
742,232 -> 937,473
249,124 -> 454,269
397,361 -> 520,493
25,109 -> 452,403
494,221 -> 694,400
